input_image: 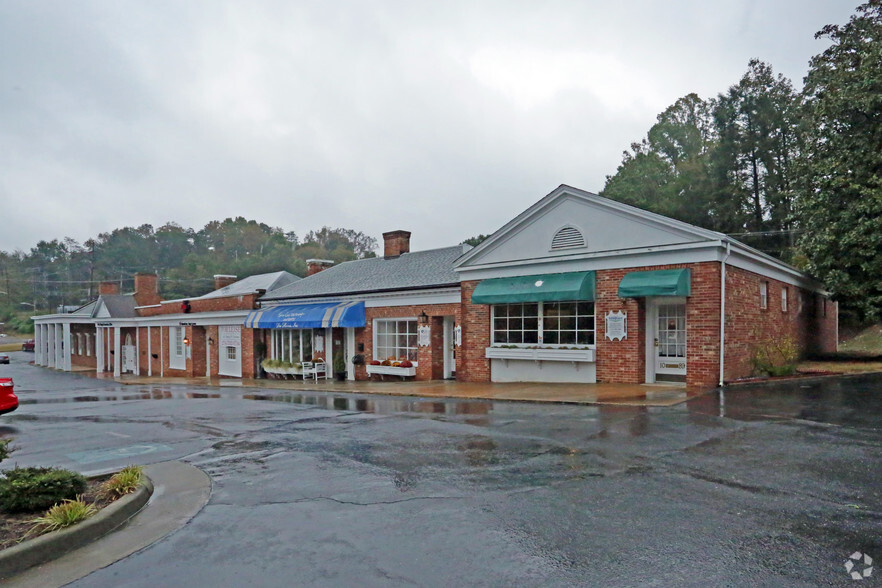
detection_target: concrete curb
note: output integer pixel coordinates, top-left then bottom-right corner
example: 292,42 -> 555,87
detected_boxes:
0,474 -> 154,580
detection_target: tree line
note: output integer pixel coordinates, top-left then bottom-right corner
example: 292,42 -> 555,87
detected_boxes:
601,1 -> 882,324
0,219 -> 377,331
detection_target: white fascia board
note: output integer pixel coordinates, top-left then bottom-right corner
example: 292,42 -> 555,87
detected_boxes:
260,288 -> 461,309
32,314 -> 90,325
723,242 -> 824,291
38,310 -> 251,328
456,241 -> 722,280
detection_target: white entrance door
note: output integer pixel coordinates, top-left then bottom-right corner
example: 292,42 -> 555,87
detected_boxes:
218,326 -> 242,377
647,298 -> 687,382
122,335 -> 136,373
443,317 -> 456,379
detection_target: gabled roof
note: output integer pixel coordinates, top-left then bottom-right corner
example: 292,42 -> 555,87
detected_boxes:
93,294 -> 138,318
196,271 -> 298,300
262,245 -> 471,301
454,184 -> 727,269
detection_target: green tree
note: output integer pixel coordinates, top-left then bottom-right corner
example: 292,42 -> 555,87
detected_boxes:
796,1 -> 882,322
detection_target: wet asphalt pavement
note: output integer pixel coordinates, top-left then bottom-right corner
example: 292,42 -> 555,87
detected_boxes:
1,351 -> 880,587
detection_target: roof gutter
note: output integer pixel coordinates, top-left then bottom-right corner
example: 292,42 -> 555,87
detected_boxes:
259,282 -> 461,303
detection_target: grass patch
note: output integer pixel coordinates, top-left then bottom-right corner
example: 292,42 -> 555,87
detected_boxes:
25,497 -> 97,538
840,324 -> 882,355
100,465 -> 143,500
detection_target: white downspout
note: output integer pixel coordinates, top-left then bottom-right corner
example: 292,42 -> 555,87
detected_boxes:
719,242 -> 731,387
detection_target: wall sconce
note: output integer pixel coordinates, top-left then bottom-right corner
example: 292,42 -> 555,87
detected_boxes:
208,337 -> 214,345
418,311 -> 429,325
183,337 -> 190,346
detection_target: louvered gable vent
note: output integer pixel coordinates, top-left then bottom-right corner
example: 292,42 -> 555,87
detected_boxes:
551,226 -> 585,250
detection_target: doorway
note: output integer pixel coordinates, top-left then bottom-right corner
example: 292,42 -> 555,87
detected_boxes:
443,317 -> 456,379
645,298 -> 687,383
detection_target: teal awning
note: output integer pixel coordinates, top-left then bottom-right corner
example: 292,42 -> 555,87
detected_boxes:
618,269 -> 691,298
471,271 -> 595,304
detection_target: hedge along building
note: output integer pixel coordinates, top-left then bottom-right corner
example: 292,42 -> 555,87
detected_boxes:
452,185 -> 838,391
32,271 -> 298,379
251,234 -> 470,381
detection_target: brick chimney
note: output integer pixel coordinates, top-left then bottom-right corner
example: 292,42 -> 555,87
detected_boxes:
133,272 -> 161,306
99,281 -> 120,296
214,274 -> 238,290
383,230 -> 411,258
306,259 -> 334,276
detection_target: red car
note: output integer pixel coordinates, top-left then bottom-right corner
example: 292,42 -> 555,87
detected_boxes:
21,340 -> 35,352
0,378 -> 18,415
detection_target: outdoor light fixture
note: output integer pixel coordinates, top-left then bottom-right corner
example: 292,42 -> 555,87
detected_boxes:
183,337 -> 190,346
208,337 -> 214,345
418,311 -> 429,325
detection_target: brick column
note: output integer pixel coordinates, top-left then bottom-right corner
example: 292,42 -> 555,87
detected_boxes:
459,280 -> 491,382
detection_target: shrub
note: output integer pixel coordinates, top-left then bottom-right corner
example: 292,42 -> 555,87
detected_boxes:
27,497 -> 97,536
0,467 -> 87,513
101,465 -> 143,500
752,333 -> 800,377
0,439 -> 12,463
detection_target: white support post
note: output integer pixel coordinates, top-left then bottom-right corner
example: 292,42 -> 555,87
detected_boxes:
96,328 -> 105,372
54,324 -> 63,369
147,326 -> 152,376
63,323 -> 72,371
135,327 -> 141,376
113,327 -> 121,377
34,325 -> 43,365
47,324 -> 56,368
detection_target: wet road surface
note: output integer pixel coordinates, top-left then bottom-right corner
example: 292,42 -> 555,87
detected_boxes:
1,351 -> 880,587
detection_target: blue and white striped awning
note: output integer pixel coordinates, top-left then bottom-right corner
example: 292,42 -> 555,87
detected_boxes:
244,301 -> 365,329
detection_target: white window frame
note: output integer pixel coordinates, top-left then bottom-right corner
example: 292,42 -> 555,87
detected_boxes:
372,318 -> 419,363
270,329 -> 312,363
781,287 -> 789,312
84,333 -> 92,356
169,326 -> 186,370
491,301 -> 596,347
760,281 -> 768,310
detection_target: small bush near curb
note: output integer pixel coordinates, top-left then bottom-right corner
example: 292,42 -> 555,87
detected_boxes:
26,497 -> 97,537
101,465 -> 143,500
0,467 -> 87,513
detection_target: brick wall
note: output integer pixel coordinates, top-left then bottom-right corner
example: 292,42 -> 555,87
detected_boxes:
137,294 -> 258,317
458,280 -> 491,382
723,265 -> 838,382
356,302 -> 460,381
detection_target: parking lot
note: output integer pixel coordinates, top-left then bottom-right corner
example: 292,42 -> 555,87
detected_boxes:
1,351 -> 880,587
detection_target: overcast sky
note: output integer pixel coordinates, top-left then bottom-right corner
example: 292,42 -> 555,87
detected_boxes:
0,0 -> 858,254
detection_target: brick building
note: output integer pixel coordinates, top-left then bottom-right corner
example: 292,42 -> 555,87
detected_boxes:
32,271 -> 297,379
453,185 -> 837,391
32,185 -> 838,392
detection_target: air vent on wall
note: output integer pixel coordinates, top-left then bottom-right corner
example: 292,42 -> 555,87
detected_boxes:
551,226 -> 585,250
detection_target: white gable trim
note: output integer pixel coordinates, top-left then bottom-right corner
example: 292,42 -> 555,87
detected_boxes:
454,185 -> 726,269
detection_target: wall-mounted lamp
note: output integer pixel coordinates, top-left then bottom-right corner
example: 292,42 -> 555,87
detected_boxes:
183,337 -> 190,346
208,337 -> 214,345
418,310 -> 429,325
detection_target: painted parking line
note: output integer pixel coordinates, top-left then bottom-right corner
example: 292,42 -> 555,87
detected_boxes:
66,443 -> 174,465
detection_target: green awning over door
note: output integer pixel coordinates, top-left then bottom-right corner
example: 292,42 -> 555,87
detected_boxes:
617,268 -> 691,298
471,271 -> 595,304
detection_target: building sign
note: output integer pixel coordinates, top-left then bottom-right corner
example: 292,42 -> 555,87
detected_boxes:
605,311 -> 627,341
314,334 -> 324,354
418,325 -> 431,347
454,325 -> 462,347
179,321 -> 196,326
219,325 -> 240,347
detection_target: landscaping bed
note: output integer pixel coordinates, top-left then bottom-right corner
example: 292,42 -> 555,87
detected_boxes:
0,474 -> 113,550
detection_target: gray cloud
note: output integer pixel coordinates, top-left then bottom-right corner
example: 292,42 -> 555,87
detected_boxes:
0,0 -> 857,253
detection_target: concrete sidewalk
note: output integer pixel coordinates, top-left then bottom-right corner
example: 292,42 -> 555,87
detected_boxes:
85,371 -> 696,407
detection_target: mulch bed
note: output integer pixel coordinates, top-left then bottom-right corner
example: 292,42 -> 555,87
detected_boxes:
0,474 -> 113,550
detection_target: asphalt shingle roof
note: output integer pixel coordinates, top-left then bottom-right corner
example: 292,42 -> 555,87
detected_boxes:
197,271 -> 299,300
262,245 -> 470,301
97,294 -> 138,318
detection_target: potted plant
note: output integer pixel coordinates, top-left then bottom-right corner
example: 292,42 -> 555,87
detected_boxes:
333,348 -> 346,381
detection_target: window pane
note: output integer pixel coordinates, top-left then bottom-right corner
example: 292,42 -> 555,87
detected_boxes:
560,331 -> 576,344
524,304 -> 538,317
524,331 -> 539,344
544,331 -> 559,345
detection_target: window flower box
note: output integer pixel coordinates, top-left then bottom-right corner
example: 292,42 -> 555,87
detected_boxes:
484,347 -> 595,363
366,365 -> 417,377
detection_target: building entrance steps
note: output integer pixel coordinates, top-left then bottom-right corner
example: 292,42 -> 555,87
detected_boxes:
80,371 -> 697,407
